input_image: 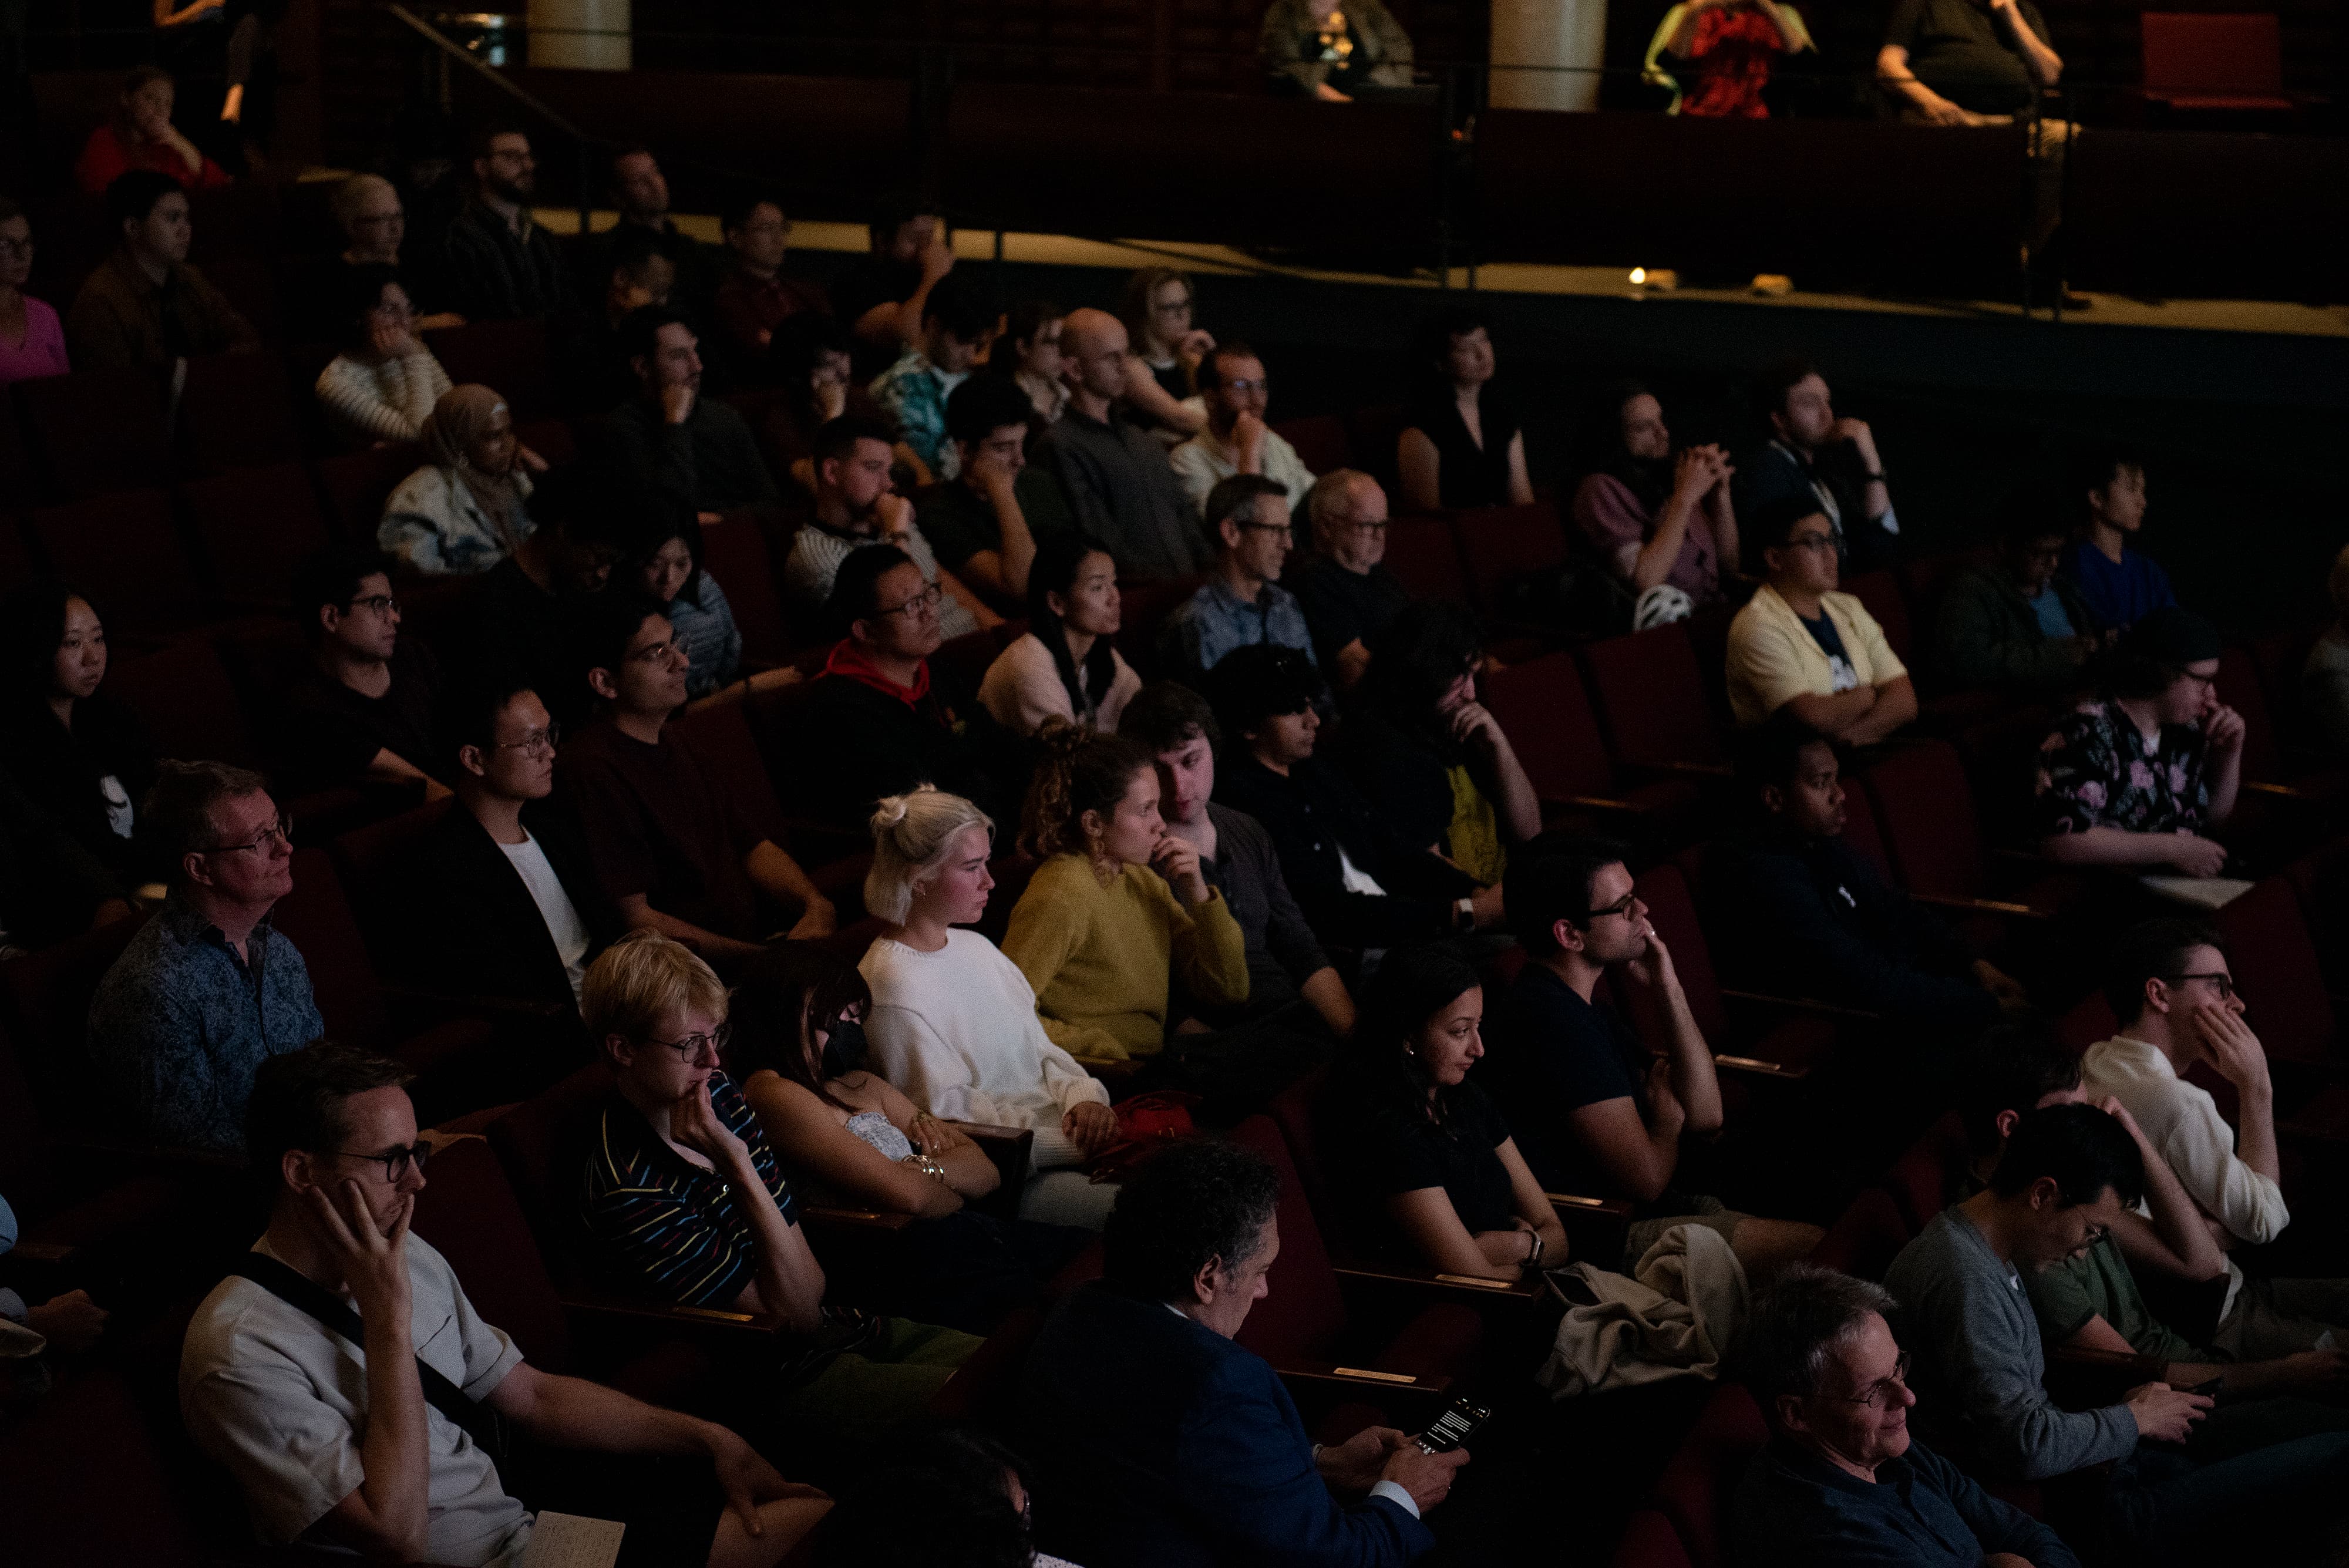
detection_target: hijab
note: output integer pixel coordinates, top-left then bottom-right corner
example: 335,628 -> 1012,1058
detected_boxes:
420,383 -> 531,550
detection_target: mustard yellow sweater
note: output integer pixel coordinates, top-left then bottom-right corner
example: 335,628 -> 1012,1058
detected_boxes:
999,853 -> 1250,1062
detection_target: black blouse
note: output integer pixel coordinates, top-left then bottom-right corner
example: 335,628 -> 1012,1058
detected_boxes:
1403,386 -> 1521,510
0,694 -> 156,879
1333,1075 -> 1519,1257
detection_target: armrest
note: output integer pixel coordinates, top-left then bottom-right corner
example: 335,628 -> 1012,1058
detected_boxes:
1712,1052 -> 1816,1083
1718,987 -> 1882,1025
1081,1058 -> 1146,1088
1276,1359 -> 1454,1424
2045,1344 -> 2163,1409
801,1204 -> 920,1233
954,1123 -> 1036,1220
559,1289 -> 786,1348
1909,891 -> 2051,921
1331,1260 -> 1542,1305
1621,759 -> 1735,782
2242,780 -> 2315,802
1547,1191 -> 1635,1264
1543,793 -> 1655,819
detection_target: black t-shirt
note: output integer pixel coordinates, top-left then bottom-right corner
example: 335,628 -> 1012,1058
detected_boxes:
281,641 -> 445,793
1883,0 -> 2052,114
913,469 -> 1074,576
1339,1076 -> 1519,1254
1479,963 -> 1650,1196
1292,558 -> 1412,669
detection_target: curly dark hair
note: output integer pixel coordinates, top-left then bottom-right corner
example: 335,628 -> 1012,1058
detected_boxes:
1101,1136 -> 1278,1301
1019,721 -> 1155,863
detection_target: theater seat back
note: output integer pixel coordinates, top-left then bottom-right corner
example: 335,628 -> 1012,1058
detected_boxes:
1808,1186 -> 1910,1281
1856,740 -> 1983,899
1381,514 -> 1468,605
0,909 -> 151,1129
1579,624 -> 1724,770
1623,862 -> 1728,1044
1483,651 -> 1613,802
268,847 -> 393,1051
329,797 -> 454,979
412,1135 -> 576,1371
487,1062 -> 617,1287
1227,1115 -> 1347,1368
1651,1381 -> 1769,1568
2215,876 -> 2335,1065
1884,1111 -> 1968,1231
1449,502 -> 1564,619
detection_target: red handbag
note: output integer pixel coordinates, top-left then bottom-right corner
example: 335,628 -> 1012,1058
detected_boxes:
1084,1091 -> 1202,1182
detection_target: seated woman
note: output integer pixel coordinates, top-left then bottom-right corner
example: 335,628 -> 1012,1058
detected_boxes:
313,264 -> 453,449
0,582 -> 156,883
623,506 -> 799,706
2301,544 -> 2349,759
1645,0 -> 1812,118
1325,944 -> 1566,1280
379,383 -> 543,576
577,931 -> 981,1471
998,725 -> 1248,1076
1570,381 -> 1736,630
994,298 -> 1068,426
73,66 -> 231,194
1260,0 -> 1417,101
860,787 -> 1122,1230
1117,269 -> 1210,443
0,197 -> 70,385
1397,304 -> 1532,513
978,533 -> 1140,737
2034,606 -> 2245,881
729,941 -> 1087,1333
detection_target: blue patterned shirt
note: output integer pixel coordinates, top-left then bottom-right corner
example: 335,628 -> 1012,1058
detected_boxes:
665,575 -> 745,699
85,893 -> 325,1156
869,349 -> 967,480
1157,576 -> 1320,682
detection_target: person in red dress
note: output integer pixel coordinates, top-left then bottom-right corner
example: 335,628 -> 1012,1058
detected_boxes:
1650,0 -> 1813,119
73,66 -> 233,194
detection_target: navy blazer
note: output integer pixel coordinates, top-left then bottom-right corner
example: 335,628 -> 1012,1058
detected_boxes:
1016,1281 -> 1434,1568
407,798 -> 624,1011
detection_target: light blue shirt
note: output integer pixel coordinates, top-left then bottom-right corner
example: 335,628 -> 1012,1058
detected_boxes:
1158,576 -> 1320,680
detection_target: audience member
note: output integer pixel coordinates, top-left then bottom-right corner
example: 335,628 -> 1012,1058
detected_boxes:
380,383 -> 542,576
1570,381 -> 1736,625
282,547 -> 447,800
579,933 -> 981,1457
995,298 -> 1068,425
1339,601 -> 1540,881
439,126 -> 568,322
88,761 -> 321,1156
0,581 -> 157,881
0,194 -> 68,383
624,506 -> 795,704
1651,0 -> 1814,118
1159,475 -> 1318,682
0,759 -> 130,955
581,147 -> 715,324
1167,341 -> 1314,514
1291,470 -> 1411,689
1328,945 -> 1569,1280
550,225 -> 678,418
1884,1103 -> 2349,1562
2032,607 -> 2242,877
2301,543 -> 2349,758
1725,496 -> 1915,738
833,198 -> 956,372
1039,307 -> 1213,580
419,671 -> 621,1012
560,591 -> 836,968
1261,0 -> 1418,99
918,374 -> 1062,608
1210,644 -> 1496,948
760,313 -> 887,482
981,532 -> 1140,735
1397,304 -> 1532,512
2061,445 -> 2174,632
305,173 -> 460,335
810,1425 -> 1059,1568
712,194 -> 827,365
183,1040 -> 833,1567
859,787 -> 1123,1230
1483,834 -> 1822,1271
1735,358 -> 1897,572
446,466 -> 625,731
1017,1137 -> 1463,1567
73,65 -> 230,193
869,268 -> 995,482
1124,679 -> 1358,1042
1877,0 -> 2062,126
1932,495 -> 2100,694
784,416 -> 983,640
1000,726 -> 1248,1070
600,306 -> 781,518
1732,1264 -> 2082,1568
313,263 -> 452,447
67,169 -> 258,372
1118,267 -> 1211,441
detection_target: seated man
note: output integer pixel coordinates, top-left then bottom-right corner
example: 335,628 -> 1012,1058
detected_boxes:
558,592 -> 835,973
1481,833 -> 1822,1273
1166,341 -> 1315,516
182,1040 -> 830,1567
580,147 -> 717,325
2061,445 -> 2174,633
67,169 -> 258,372
782,414 -> 984,641
579,933 -> 980,1462
1122,679 -> 1356,1041
1735,1264 -> 2082,1568
417,672 -> 623,1013
1016,1137 -> 1465,1568
550,225 -> 677,418
282,546 -> 449,800
867,268 -> 994,482
1706,715 -> 2020,1035
1885,1103 -> 2349,1562
1291,469 -> 1411,691
1734,358 -> 1897,574
598,306 -> 780,519
709,193 -> 827,367
438,125 -> 570,324
1934,496 -> 2101,694
1206,644 -> 1500,952
1158,475 -> 1319,683
88,761 -> 322,1156
1876,0 -> 2062,128
1039,307 -> 1214,581
1725,495 -> 1915,741
916,374 -> 1072,608
831,198 -> 957,374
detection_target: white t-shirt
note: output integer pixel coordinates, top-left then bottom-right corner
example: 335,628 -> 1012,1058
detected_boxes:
99,773 -> 134,839
179,1233 -> 532,1567
498,833 -> 592,1005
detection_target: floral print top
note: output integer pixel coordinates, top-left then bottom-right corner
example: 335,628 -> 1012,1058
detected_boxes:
2032,698 -> 2209,839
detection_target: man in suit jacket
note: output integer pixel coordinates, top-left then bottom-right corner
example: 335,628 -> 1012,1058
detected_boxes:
1016,1139 -> 1465,1568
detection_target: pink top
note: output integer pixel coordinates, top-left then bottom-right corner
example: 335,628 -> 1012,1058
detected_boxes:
1572,471 -> 1725,603
0,297 -> 70,385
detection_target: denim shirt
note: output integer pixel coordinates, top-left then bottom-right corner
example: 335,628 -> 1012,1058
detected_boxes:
86,893 -> 325,1156
1157,577 -> 1320,681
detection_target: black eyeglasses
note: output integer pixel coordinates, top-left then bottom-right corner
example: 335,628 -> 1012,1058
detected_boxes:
208,815 -> 293,856
2170,972 -> 2236,1000
347,594 -> 401,617
492,721 -> 561,756
646,1021 -> 732,1061
1578,891 -> 1639,923
876,583 -> 944,621
1838,1351 -> 1911,1411
334,1142 -> 432,1183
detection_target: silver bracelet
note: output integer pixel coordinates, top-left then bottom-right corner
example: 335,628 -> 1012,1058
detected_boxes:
900,1152 -> 950,1183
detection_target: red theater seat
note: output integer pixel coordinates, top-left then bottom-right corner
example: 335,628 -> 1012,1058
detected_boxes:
179,461 -> 331,609
177,351 -> 303,475
314,441 -> 422,540
1381,513 -> 1468,605
2213,876 -> 2337,1066
2141,12 -> 2294,112
426,318 -> 557,421
1482,650 -> 1701,835
109,638 -> 267,769
698,513 -> 796,664
1578,623 -> 1729,776
26,489 -> 208,632
1650,1381 -> 1769,1568
1807,1186 -> 1910,1281
14,368 -> 172,499
1270,413 -> 1350,476
1447,502 -> 1564,621
1843,570 -> 1911,665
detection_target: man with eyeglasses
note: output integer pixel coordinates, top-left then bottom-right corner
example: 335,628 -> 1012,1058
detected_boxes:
88,759 -> 324,1156
1735,1264 -> 2081,1567
1291,469 -> 1410,691
440,125 -> 569,323
1159,474 -> 1321,687
1933,495 -> 2104,695
783,413 -> 983,641
1167,342 -> 1315,518
1724,493 -> 1914,741
283,545 -> 448,802
711,193 -> 827,366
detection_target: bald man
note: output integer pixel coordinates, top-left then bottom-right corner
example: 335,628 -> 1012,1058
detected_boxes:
1036,307 -> 1214,581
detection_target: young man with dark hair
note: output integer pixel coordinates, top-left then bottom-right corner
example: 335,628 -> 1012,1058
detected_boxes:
916,373 -> 1068,606
558,593 -> 835,971
598,305 -> 780,519
1734,357 -> 1896,573
67,168 -> 258,371
869,268 -> 997,482
551,224 -> 678,417
1725,494 -> 1914,740
1159,474 -> 1318,683
783,414 -> 985,639
282,546 -> 447,800
832,198 -> 957,372
1017,1137 -> 1464,1568
1933,491 -> 2102,692
711,194 -> 827,365
439,126 -> 570,322
1167,341 -> 1315,515
180,1040 -> 830,1567
2060,445 -> 2173,632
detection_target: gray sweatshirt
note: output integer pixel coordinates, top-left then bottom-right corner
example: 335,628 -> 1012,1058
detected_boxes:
1883,1205 -> 2139,1481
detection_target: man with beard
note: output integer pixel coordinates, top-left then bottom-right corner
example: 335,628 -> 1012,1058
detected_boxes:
1735,357 -> 1898,573
597,306 -> 780,519
1570,381 -> 1736,627
782,414 -> 984,640
440,125 -> 569,322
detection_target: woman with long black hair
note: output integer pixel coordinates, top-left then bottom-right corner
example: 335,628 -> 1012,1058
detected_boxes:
978,532 -> 1140,736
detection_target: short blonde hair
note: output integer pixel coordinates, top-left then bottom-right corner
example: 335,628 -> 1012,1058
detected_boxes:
2329,543 -> 2349,621
866,786 -> 995,924
583,930 -> 728,1058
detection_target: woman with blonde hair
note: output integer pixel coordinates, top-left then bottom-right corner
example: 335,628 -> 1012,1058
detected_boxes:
379,383 -> 547,575
859,786 -> 1122,1228
1117,268 -> 1210,442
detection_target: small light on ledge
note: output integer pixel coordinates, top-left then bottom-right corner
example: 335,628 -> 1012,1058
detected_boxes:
1629,267 -> 1679,291
1628,267 -> 1646,285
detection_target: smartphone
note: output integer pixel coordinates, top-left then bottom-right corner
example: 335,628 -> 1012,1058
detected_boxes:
1414,1397 -> 1491,1455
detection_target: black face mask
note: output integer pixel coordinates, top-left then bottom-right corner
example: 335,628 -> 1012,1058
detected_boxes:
820,1017 -> 869,1079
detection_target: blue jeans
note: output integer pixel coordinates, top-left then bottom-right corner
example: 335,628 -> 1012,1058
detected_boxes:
2107,1410 -> 2349,1566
